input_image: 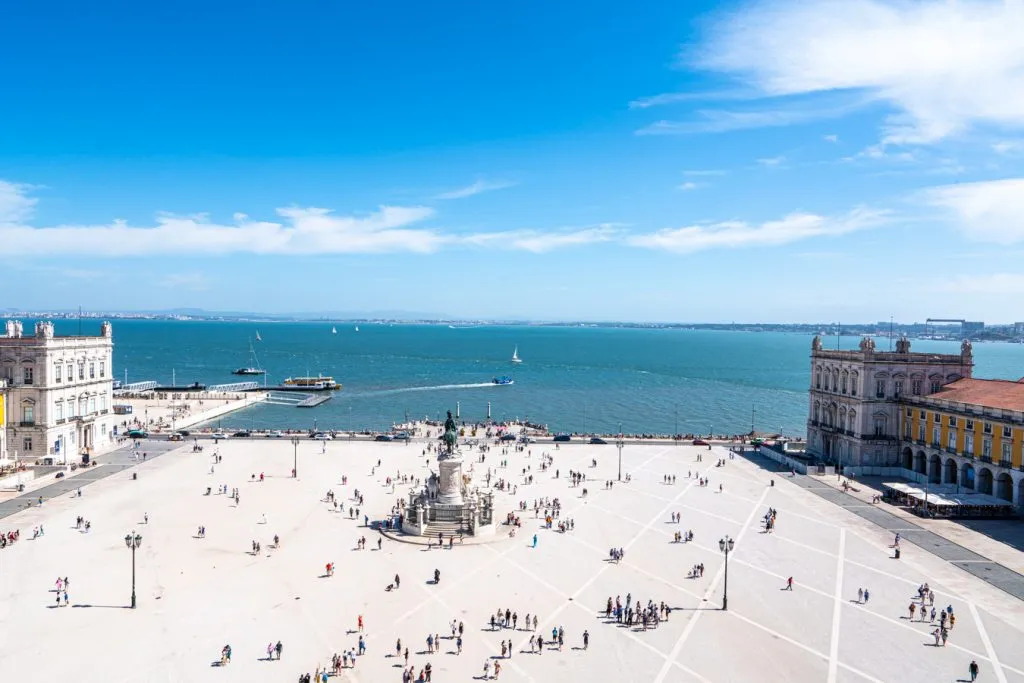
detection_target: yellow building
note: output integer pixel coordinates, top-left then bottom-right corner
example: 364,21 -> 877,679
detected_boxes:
899,378 -> 1024,505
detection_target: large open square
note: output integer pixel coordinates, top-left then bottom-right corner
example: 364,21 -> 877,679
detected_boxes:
1,436 -> 1022,683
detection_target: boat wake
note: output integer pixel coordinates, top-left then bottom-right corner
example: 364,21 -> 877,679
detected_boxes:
358,382 -> 498,397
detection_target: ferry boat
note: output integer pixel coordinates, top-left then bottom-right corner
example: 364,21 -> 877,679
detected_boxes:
492,376 -> 514,386
282,375 -> 342,391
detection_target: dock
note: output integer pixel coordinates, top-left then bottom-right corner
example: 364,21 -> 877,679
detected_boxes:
297,395 -> 332,408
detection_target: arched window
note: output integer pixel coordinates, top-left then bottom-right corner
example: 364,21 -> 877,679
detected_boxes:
20,398 -> 35,424
850,371 -> 859,396
813,401 -> 820,423
848,409 -> 857,432
841,370 -> 849,394
815,367 -> 822,390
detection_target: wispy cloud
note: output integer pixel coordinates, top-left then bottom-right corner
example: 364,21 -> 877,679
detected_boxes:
434,180 -> 516,200
0,180 -> 39,223
636,101 -> 857,135
629,207 -> 889,254
823,134 -> 839,143
628,88 -> 758,109
694,0 -> 1024,145
992,140 -> 1024,155
463,225 -> 622,253
757,156 -> 786,167
923,178 -> 1024,244
678,182 -> 700,191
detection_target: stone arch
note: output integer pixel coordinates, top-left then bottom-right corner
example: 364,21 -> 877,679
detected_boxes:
832,368 -> 839,391
977,467 -> 994,495
901,447 -> 913,470
961,462 -> 975,490
928,454 -> 942,484
946,374 -> 962,383
839,406 -> 848,430
944,458 -> 958,485
841,369 -> 849,393
914,451 -> 927,474
848,409 -> 857,432
995,472 -> 1013,502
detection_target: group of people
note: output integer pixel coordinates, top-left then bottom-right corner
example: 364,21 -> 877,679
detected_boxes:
0,528 -> 19,548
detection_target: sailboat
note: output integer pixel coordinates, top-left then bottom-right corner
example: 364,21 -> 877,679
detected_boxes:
511,346 -> 522,364
255,330 -> 262,342
354,325 -> 360,332
332,326 -> 337,334
232,338 -> 265,376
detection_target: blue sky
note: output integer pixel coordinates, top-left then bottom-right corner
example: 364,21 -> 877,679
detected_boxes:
2,0 -> 1024,322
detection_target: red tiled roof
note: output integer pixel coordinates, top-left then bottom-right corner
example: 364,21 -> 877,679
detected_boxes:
929,378 -> 1024,412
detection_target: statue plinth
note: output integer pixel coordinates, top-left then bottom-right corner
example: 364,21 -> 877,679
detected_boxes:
437,456 -> 464,505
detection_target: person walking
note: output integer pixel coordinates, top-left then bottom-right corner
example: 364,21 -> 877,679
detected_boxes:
786,577 -> 793,590
582,630 -> 590,650
969,660 -> 979,681
532,534 -> 538,548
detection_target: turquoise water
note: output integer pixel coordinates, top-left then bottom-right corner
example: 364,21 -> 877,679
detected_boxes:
35,320 -> 1024,435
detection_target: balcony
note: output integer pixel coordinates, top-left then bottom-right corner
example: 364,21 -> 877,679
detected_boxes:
100,408 -> 108,415
980,455 -> 993,464
945,447 -> 958,455
931,441 -> 942,448
19,421 -> 35,427
999,460 -> 1013,469
56,418 -> 66,424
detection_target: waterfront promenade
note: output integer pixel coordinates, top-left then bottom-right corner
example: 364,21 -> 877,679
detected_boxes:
1,437 -> 1022,682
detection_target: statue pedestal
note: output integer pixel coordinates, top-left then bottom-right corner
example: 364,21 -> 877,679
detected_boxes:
437,457 -> 464,505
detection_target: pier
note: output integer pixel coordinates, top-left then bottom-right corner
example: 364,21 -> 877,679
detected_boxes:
208,381 -> 261,392
297,394 -> 332,408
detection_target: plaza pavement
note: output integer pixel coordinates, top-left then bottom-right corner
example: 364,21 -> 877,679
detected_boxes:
1,436 -> 1022,683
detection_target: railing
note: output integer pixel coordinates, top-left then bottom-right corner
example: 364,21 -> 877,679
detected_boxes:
980,455 -> 993,464
931,441 -> 941,448
999,460 -> 1013,469
56,418 -> 65,424
100,409 -> 108,415
19,421 -> 35,427
946,447 -> 958,455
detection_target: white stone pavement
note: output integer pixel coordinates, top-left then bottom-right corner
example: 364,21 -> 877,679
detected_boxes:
0,438 -> 1022,683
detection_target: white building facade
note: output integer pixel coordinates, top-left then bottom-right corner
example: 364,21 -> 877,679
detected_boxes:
1,320 -> 115,464
806,335 -> 974,468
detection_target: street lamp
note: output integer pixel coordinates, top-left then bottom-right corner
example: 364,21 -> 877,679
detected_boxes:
617,423 -> 624,482
124,530 -> 142,608
718,535 -> 735,610
290,437 -> 300,478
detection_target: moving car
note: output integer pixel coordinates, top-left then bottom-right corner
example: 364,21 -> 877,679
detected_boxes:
211,432 -> 229,439
553,434 -> 571,442
374,434 -> 394,442
266,430 -> 284,438
312,432 -> 333,440
168,433 -> 184,442
232,430 -> 252,438
692,438 -> 709,446
126,429 -> 148,439
589,437 -> 608,445
499,433 -> 517,442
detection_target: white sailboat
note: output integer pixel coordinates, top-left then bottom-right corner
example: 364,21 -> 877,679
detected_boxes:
511,346 -> 522,364
255,330 -> 262,342
332,326 -> 337,334
354,325 -> 360,332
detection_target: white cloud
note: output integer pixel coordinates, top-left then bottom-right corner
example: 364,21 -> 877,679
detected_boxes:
757,156 -> 786,167
992,140 -> 1024,155
434,180 -> 516,200
684,169 -> 727,177
628,89 -> 757,109
678,182 -> 700,191
629,207 -> 889,254
636,101 -> 856,135
824,134 -> 839,143
923,178 -> 1024,243
694,0 -> 1024,145
0,180 -> 38,223
463,225 -> 621,253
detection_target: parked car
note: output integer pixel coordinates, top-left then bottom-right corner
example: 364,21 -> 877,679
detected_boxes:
211,432 -> 229,440
589,437 -> 608,445
232,430 -> 252,438
519,436 -> 535,444
393,431 -> 410,440
177,430 -> 191,437
266,430 -> 284,438
312,432 -> 333,440
55,471 -> 65,479
499,433 -> 517,442
168,433 -> 184,442
553,434 -> 572,442
126,429 -> 148,439
692,438 -> 709,446
374,434 -> 394,442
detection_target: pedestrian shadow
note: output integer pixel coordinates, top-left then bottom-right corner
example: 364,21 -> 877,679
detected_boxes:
71,604 -> 130,609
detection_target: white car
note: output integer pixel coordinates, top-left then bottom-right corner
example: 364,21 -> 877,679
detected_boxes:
266,430 -> 284,438
211,432 -> 229,439
312,432 -> 333,440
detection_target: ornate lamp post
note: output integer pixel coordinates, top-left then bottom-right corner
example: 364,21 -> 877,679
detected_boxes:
719,535 -> 735,610
290,437 -> 300,478
124,530 -> 142,608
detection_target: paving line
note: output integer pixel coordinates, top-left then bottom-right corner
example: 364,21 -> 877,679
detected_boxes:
652,487 -> 770,683
968,601 -> 1008,683
827,528 -> 846,683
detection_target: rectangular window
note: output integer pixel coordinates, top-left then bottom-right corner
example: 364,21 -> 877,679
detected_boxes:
874,418 -> 886,436
89,362 -> 95,379
983,439 -> 992,458
912,379 -> 922,396
905,407 -> 912,417
983,422 -> 992,434
904,421 -> 912,438
54,364 -> 62,383
1002,442 -> 1011,462
88,397 -> 95,414
1003,426 -> 1012,438
99,361 -> 105,378
918,424 -> 925,441
894,380 -> 903,397
100,395 -> 107,411
931,380 -> 941,394
23,366 -> 33,385
875,380 -> 885,398
78,363 -> 84,380
966,419 -> 974,431
66,363 -> 73,383
67,400 -> 75,419
23,436 -> 32,453
55,402 -> 64,421
815,372 -> 821,390
965,434 -> 974,455
841,375 -> 848,394
948,429 -> 957,450
932,426 -> 940,445
949,416 -> 957,427
933,413 -> 941,423
920,410 -> 926,419
22,404 -> 34,423
851,379 -> 857,396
